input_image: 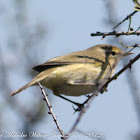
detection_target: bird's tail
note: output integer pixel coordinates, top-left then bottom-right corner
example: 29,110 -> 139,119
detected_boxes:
10,82 -> 33,96
10,70 -> 50,96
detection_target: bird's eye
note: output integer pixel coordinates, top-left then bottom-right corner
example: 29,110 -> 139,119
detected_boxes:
111,51 -> 116,56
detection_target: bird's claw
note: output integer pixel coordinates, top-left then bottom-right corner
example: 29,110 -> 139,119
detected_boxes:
72,103 -> 85,113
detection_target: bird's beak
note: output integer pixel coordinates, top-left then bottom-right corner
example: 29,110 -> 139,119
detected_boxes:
123,51 -> 134,56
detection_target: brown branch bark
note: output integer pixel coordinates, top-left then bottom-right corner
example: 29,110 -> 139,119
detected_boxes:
38,82 -> 66,140
91,31 -> 140,39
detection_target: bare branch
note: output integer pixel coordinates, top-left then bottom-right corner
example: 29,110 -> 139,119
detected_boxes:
38,82 -> 66,140
113,11 -> 137,29
91,31 -> 140,39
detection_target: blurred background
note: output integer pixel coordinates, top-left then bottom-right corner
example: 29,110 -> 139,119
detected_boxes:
0,0 -> 140,140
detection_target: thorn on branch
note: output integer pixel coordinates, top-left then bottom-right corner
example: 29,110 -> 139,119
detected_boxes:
85,94 -> 90,98
48,111 -> 51,114
61,136 -> 64,139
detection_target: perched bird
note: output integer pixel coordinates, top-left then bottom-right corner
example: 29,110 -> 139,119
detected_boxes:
10,44 -> 131,98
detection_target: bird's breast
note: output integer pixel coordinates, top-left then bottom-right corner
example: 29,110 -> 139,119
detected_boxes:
40,63 -> 111,96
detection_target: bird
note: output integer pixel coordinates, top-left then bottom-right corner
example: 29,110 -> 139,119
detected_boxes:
10,44 -> 131,99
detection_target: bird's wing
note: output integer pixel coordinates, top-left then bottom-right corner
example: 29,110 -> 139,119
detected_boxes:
33,51 -> 104,72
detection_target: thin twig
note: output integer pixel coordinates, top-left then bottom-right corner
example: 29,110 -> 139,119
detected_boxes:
128,16 -> 132,32
113,11 -> 137,29
91,31 -> 140,39
38,82 -> 66,140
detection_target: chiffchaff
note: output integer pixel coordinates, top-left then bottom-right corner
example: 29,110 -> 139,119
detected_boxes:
10,44 -> 131,97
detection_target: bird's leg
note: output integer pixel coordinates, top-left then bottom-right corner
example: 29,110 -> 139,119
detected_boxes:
56,82 -> 97,111
59,82 -> 97,111
58,95 -> 84,111
58,94 -> 98,112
